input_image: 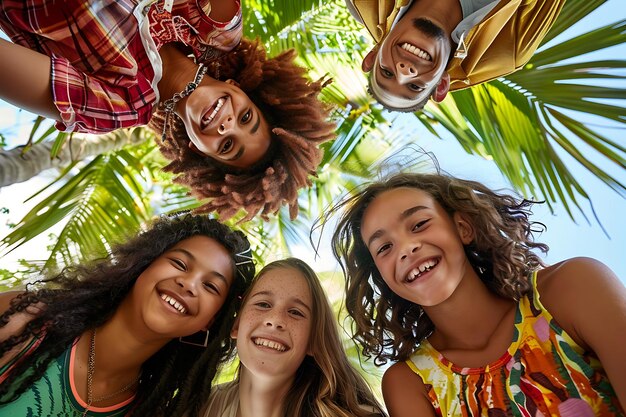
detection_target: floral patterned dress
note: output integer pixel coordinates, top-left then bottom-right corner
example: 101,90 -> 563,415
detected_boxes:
406,272 -> 624,416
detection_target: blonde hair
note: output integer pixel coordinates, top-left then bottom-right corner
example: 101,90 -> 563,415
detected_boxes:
240,258 -> 385,417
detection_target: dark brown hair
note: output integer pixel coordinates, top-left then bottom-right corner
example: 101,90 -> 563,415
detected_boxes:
330,173 -> 548,364
150,39 -> 336,221
0,215 -> 255,417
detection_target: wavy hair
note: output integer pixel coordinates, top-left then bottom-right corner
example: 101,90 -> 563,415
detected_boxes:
330,173 -> 549,364
0,215 -> 255,417
151,39 -> 336,222
240,258 -> 385,417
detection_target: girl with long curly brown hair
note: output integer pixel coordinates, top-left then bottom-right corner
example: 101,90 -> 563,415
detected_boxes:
330,172 -> 625,417
1,0 -> 335,221
151,39 -> 336,221
0,214 -> 255,417
201,258 -> 386,417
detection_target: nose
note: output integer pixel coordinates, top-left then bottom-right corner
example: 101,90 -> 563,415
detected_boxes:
217,114 -> 234,135
399,240 -> 421,261
395,60 -> 418,84
175,275 -> 198,297
264,311 -> 285,329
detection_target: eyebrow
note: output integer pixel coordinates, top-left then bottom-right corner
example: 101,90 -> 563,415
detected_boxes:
169,248 -> 230,285
250,111 -> 261,135
366,205 -> 429,248
249,290 -> 312,312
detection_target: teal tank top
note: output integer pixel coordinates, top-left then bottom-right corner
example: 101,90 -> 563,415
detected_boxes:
0,338 -> 133,416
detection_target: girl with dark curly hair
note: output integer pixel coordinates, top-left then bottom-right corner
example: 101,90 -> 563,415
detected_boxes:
0,214 -> 255,417
0,0 -> 335,221
202,258 -> 385,417
330,172 -> 625,416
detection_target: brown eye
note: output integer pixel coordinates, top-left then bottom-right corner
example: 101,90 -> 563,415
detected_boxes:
220,139 -> 233,154
241,109 -> 252,124
408,83 -> 424,92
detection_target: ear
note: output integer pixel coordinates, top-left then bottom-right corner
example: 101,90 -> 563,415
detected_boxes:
453,212 -> 474,245
361,45 -> 379,72
432,72 -> 450,103
230,317 -> 240,339
225,79 -> 240,87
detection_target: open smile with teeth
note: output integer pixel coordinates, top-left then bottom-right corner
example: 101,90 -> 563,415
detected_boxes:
406,258 -> 440,283
401,43 -> 432,61
160,293 -> 187,314
253,337 -> 288,352
202,96 -> 227,127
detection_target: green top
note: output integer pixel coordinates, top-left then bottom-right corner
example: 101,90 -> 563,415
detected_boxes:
0,338 -> 134,416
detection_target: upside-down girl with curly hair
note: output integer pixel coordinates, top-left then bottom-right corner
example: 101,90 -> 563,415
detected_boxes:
0,0 -> 335,221
0,214 -> 255,417
330,172 -> 625,416
201,258 -> 386,417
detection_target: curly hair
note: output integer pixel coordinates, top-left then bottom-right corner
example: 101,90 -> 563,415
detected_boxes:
150,39 -> 336,222
329,172 -> 549,365
0,214 -> 255,417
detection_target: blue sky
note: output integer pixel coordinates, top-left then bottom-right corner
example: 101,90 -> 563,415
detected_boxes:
1,1 -> 625,284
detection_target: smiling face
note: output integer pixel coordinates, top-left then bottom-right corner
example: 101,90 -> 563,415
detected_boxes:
360,187 -> 474,307
231,267 -> 313,381
177,79 -> 272,169
125,235 -> 235,340
371,17 -> 452,108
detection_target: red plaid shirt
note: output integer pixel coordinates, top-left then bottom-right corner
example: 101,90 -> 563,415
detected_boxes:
0,0 -> 242,134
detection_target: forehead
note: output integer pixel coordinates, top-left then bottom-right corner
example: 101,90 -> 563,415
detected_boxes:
168,235 -> 234,282
248,267 -> 312,304
361,187 -> 437,232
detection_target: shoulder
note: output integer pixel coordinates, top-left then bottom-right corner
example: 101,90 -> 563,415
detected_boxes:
0,290 -> 46,340
382,362 -> 436,417
0,290 -> 23,312
200,380 -> 239,417
536,257 -> 621,299
536,257 -> 625,349
0,291 -> 30,339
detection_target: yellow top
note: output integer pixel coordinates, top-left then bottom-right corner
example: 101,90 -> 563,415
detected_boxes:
346,0 -> 565,91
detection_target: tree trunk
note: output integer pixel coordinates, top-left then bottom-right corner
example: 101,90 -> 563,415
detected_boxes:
0,129 -> 149,187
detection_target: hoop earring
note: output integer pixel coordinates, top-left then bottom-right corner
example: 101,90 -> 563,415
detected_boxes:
179,330 -> 209,348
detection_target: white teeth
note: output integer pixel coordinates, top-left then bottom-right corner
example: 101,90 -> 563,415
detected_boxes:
160,293 -> 187,314
203,97 -> 226,124
406,259 -> 439,282
401,43 -> 432,61
253,338 -> 287,352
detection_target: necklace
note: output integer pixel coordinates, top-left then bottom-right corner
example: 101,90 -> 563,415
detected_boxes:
160,63 -> 208,142
81,328 -> 140,417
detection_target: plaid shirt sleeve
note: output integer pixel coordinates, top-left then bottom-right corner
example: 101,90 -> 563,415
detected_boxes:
51,54 -> 157,134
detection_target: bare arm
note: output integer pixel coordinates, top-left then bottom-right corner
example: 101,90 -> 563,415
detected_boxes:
382,362 -> 436,417
0,38 -> 59,120
0,291 -> 43,368
537,257 -> 626,408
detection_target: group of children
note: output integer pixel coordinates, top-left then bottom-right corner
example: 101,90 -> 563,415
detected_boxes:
0,0 -> 624,415
1,172 -> 624,416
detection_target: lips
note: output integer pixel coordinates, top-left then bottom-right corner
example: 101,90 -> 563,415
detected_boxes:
158,291 -> 189,315
405,257 -> 440,283
252,336 -> 289,352
400,42 -> 432,61
201,95 -> 228,130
